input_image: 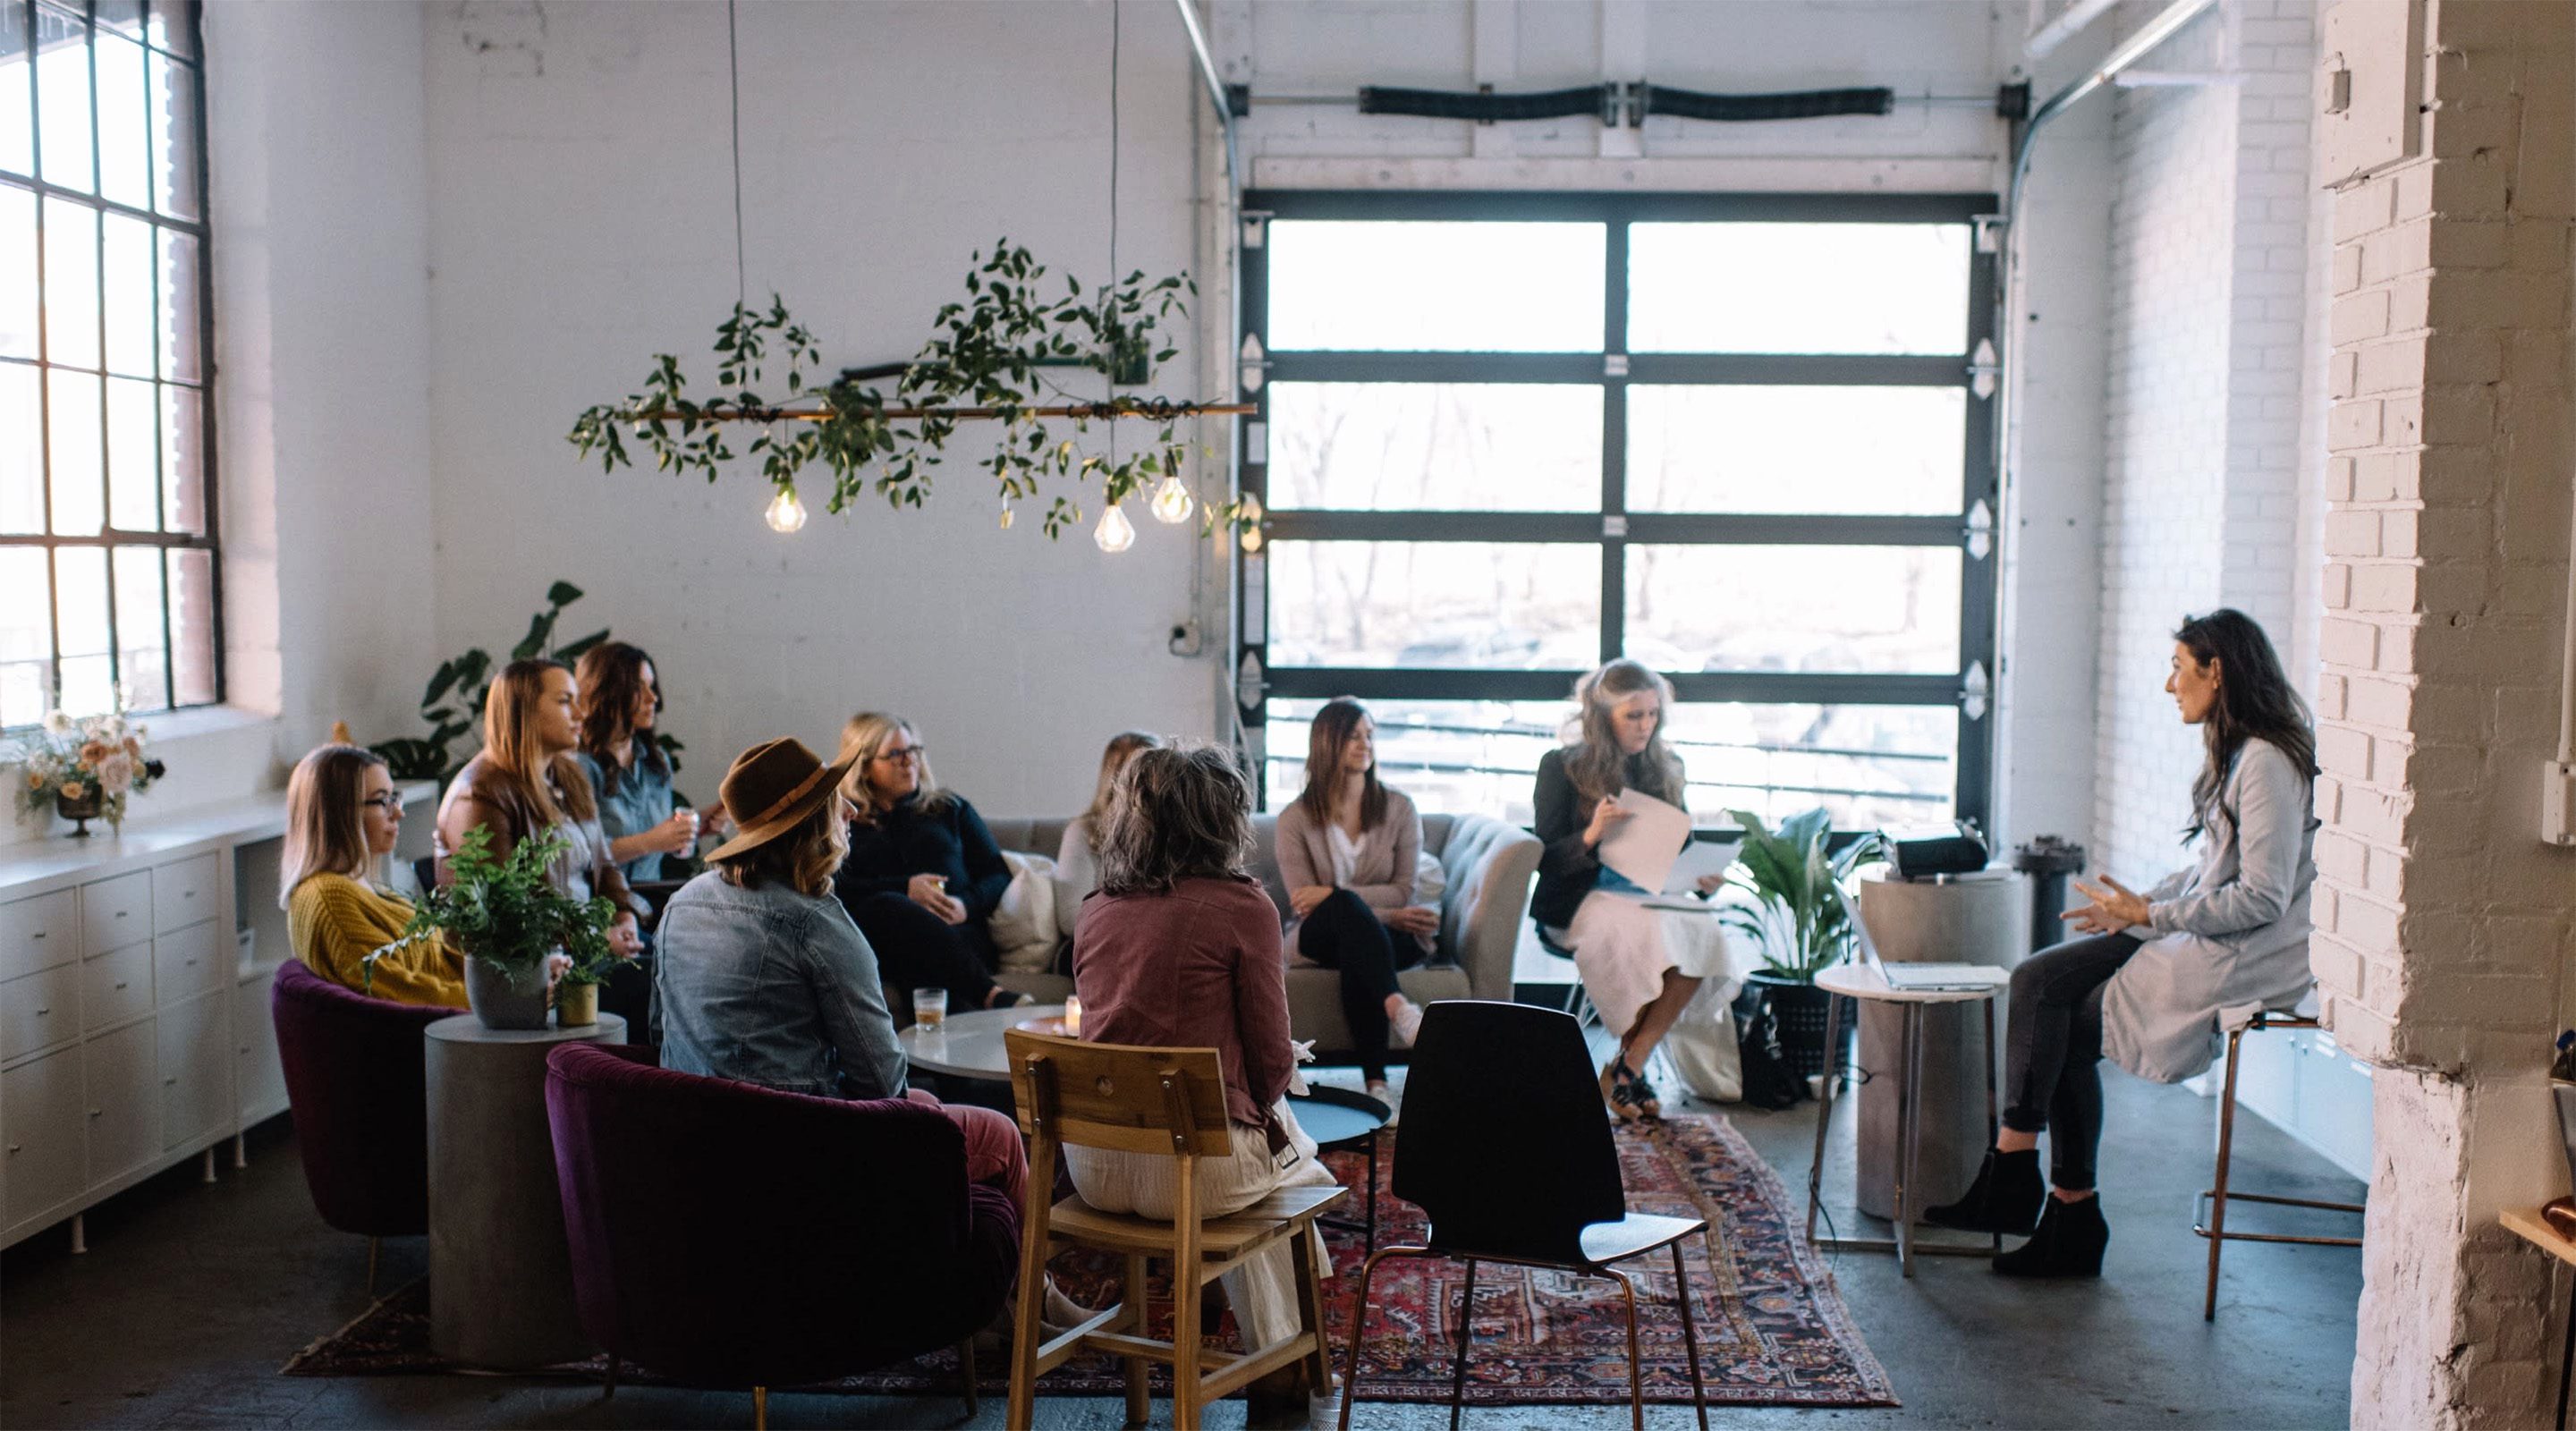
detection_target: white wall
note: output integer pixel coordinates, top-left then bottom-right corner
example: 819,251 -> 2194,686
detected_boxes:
421,0 -> 1216,816
137,0 -> 436,815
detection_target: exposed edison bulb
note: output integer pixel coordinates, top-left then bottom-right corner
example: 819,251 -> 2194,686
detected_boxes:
1093,501 -> 1136,554
998,504 -> 1015,529
1240,522 -> 1265,555
764,486 -> 808,533
1148,473 -> 1195,525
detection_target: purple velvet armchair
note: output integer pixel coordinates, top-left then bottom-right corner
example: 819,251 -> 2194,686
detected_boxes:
268,958 -> 449,1293
542,1041 -> 1020,1418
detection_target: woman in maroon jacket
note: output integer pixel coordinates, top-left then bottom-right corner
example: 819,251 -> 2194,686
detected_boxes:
1067,742 -> 1337,1367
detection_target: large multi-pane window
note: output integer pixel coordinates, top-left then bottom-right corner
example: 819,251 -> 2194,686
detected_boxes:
1,0 -> 217,729
1237,193 -> 1996,831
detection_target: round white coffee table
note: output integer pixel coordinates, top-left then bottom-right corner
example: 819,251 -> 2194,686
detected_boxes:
1806,963 -> 2002,1277
899,1003 -> 1068,1083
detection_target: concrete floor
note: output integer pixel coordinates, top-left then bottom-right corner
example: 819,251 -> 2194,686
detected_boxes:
1,1054 -> 2364,1431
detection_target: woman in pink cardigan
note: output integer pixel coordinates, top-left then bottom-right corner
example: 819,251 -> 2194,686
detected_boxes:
1273,699 -> 1436,1099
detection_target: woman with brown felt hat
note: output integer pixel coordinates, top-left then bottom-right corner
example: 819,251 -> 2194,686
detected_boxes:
654,735 -> 1029,1206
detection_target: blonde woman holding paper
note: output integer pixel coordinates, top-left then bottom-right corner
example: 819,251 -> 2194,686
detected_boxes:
1530,659 -> 1752,1120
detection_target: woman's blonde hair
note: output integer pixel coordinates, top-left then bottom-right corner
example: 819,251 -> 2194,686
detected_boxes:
1097,743 -> 1255,897
838,711 -> 951,823
715,800 -> 848,898
280,743 -> 387,906
1080,731 -> 1161,839
1561,658 -> 1686,808
482,658 -> 596,827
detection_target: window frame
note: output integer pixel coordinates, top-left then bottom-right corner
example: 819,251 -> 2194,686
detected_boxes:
3,0 -> 223,729
1233,190 -> 1998,829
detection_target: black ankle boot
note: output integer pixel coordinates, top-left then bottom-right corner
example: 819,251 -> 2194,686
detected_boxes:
1993,1193 -> 2108,1278
1926,1148 -> 2045,1235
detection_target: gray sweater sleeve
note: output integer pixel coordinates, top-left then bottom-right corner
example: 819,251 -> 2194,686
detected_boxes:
2146,741 -> 2310,939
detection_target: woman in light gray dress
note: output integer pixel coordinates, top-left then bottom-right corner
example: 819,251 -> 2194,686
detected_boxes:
1928,609 -> 2319,1277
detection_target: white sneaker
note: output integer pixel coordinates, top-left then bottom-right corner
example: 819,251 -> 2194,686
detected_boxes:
1387,998 -> 1425,1048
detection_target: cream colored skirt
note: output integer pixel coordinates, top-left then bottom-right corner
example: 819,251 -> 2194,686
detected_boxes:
1063,1097 -> 1336,1350
1560,889 -> 1760,1042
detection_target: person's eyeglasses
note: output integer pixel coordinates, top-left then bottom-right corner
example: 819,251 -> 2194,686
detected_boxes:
876,747 -> 928,766
360,792 -> 403,811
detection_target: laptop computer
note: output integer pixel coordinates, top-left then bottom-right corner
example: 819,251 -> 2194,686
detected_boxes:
1833,881 -> 2010,992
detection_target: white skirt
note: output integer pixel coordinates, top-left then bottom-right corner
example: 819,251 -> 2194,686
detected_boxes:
1559,890 -> 1760,1042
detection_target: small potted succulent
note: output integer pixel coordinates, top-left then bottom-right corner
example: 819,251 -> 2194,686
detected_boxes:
369,826 -> 615,1030
8,708 -> 166,837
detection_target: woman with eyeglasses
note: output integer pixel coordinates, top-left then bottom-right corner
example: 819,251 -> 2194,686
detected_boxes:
570,641 -> 729,885
281,743 -> 465,1005
831,712 -> 1029,1014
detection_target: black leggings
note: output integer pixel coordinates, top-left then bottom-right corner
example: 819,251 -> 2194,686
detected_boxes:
2000,930 -> 2142,1192
1297,888 -> 1420,1081
846,893 -> 1003,1016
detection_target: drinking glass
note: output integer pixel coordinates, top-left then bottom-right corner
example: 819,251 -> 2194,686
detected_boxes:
912,987 -> 947,1033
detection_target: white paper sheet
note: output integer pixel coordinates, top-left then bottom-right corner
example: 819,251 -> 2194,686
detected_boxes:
1665,838 -> 1736,893
1597,788 -> 1693,893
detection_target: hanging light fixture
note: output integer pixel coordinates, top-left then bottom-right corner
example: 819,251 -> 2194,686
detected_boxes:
1148,452 -> 1194,524
1094,501 -> 1137,553
765,485 -> 808,533
1237,493 -> 1265,554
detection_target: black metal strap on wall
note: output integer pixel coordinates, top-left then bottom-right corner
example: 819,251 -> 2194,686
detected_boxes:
1359,84 -> 1620,124
1636,84 -> 1894,123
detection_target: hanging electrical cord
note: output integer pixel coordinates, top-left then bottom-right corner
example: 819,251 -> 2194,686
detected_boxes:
725,0 -> 745,309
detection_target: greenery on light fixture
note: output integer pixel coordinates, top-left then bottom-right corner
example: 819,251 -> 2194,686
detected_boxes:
569,241 -> 1256,542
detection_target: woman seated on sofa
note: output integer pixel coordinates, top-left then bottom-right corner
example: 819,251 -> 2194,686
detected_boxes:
279,743 -> 464,1007
1052,730 -> 1159,928
831,712 -> 1024,1013
435,658 -> 644,961
1068,741 -> 1338,1373
655,736 -> 1029,1209
1275,698 -> 1432,1098
569,641 -> 728,886
1530,658 -> 1740,1122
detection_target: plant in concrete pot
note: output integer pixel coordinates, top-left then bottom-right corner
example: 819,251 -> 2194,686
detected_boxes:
369,826 -> 614,1030
1720,808 -> 1881,1080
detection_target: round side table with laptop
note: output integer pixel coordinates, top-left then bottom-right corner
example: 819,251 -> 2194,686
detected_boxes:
1804,965 -> 2001,1278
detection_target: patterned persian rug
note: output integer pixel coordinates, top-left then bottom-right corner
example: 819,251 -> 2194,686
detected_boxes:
284,1112 -> 1894,1409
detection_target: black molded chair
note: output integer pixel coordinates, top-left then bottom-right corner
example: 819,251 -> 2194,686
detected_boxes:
1336,1000 -> 1709,1431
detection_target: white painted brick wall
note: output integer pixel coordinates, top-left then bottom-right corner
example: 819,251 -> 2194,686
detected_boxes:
2092,0 -> 2319,882
2316,0 -> 2576,1424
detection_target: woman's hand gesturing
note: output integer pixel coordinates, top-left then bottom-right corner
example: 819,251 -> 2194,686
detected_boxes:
2062,875 -> 2150,935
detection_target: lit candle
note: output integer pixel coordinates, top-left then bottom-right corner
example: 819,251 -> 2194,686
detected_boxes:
1063,995 -> 1082,1037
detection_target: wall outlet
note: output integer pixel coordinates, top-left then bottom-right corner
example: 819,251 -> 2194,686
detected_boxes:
2545,760 -> 2576,847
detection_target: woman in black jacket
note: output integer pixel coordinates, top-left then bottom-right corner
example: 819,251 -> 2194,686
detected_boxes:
832,712 -> 1029,1015
1530,659 -> 1737,1121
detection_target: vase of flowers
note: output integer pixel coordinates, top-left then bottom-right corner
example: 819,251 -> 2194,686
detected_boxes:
8,709 -> 165,837
369,826 -> 614,1031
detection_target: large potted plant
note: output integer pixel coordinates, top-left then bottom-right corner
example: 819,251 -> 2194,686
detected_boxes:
369,827 -> 614,1030
1719,809 -> 1881,1080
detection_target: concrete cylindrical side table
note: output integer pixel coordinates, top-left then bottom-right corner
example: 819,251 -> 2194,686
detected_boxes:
1855,871 -> 2024,1221
425,1012 -> 625,1369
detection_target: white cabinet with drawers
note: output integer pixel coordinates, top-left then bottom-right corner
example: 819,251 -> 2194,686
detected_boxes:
0,781 -> 436,1250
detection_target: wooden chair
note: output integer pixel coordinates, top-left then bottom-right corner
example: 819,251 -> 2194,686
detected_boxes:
2195,1010 -> 2364,1319
1003,1030 -> 1348,1431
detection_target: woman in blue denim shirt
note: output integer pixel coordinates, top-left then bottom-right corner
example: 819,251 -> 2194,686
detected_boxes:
656,735 -> 1026,1207
572,642 -> 726,884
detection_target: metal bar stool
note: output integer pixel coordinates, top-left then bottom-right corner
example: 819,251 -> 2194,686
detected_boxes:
2195,1009 -> 2366,1320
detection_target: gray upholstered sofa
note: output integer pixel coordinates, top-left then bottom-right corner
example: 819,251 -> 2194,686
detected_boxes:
979,813 -> 1542,1060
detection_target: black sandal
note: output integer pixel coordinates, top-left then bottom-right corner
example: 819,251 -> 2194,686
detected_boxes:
1606,1058 -> 1661,1122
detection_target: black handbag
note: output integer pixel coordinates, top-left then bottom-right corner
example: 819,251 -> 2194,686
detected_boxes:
1732,986 -> 1807,1110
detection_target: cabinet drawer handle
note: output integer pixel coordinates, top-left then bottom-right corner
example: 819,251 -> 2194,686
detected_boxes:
164,1076 -> 178,1086
114,981 -> 128,990
89,1109 -> 103,1118
34,1005 -> 49,1015
30,930 -> 45,941
114,910 -> 128,919
5,1143 -> 19,1152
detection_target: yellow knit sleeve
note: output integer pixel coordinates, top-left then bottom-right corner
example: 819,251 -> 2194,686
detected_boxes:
291,877 -> 467,1009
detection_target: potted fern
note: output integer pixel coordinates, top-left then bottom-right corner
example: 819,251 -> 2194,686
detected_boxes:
369,826 -> 615,1030
1719,809 -> 1881,1079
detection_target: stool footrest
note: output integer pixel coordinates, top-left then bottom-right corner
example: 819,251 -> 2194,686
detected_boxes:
2194,1189 -> 2365,1246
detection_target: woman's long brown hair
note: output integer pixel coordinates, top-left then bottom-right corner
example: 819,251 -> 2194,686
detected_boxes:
573,641 -> 665,796
1295,698 -> 1387,832
2174,609 -> 2315,842
1080,731 -> 1161,838
480,658 -> 596,828
280,743 -> 387,906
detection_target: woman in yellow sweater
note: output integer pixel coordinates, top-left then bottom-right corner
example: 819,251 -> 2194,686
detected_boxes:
282,744 -> 466,1006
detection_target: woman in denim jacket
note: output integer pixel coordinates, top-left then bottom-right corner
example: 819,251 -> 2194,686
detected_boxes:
655,736 -> 1024,1207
